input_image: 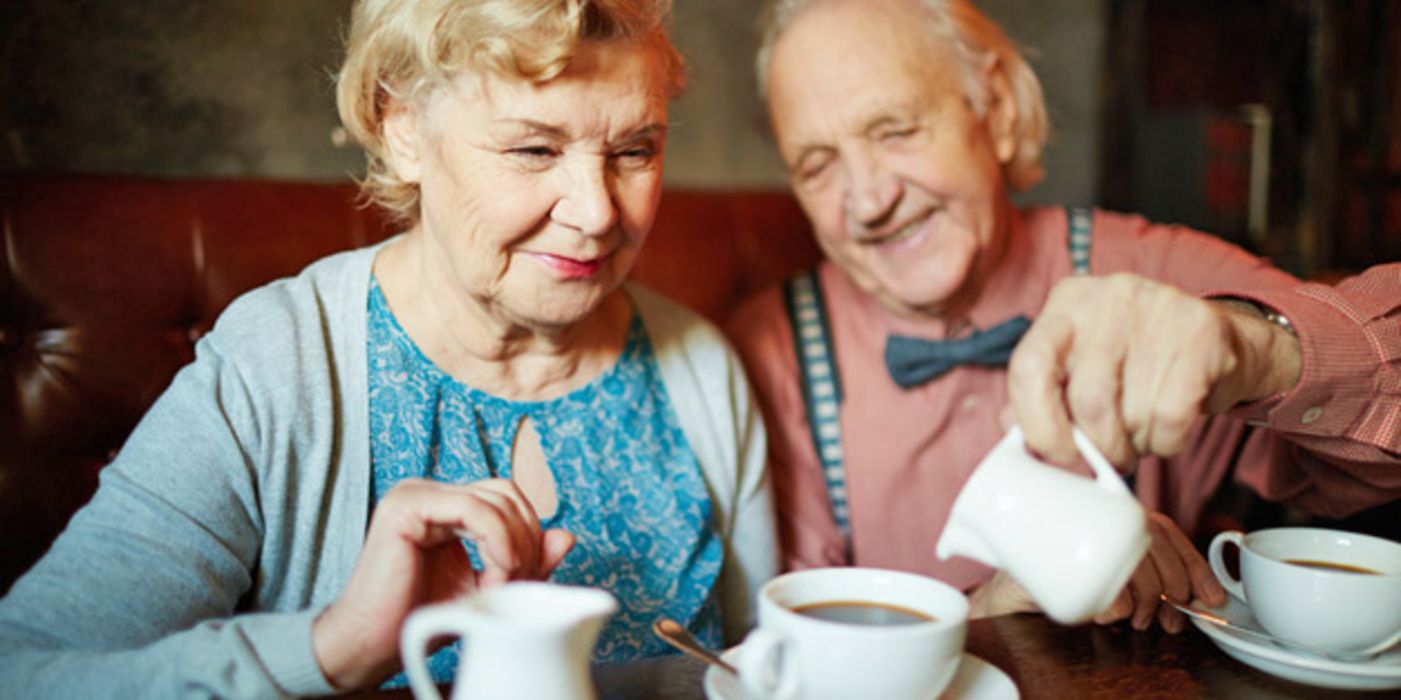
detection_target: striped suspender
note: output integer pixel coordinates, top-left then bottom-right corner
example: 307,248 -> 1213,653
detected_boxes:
1067,207 -> 1132,489
780,207 -> 1096,561
1068,206 -> 1093,275
782,270 -> 852,556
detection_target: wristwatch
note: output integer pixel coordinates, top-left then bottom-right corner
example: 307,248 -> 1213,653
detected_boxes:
1215,297 -> 1297,338
1258,305 -> 1296,337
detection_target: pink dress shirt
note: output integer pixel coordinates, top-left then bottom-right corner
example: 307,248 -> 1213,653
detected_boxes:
726,206 -> 1401,592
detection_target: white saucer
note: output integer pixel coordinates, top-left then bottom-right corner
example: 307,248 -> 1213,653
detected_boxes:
703,648 -> 1017,699
1188,596 -> 1401,691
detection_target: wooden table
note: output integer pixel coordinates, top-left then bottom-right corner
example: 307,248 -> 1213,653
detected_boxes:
345,613 -> 1386,699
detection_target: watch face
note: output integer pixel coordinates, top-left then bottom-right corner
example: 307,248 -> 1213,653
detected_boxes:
1262,308 -> 1295,335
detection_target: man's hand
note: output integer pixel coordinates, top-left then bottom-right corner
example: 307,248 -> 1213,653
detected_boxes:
964,513 -> 1223,632
1094,512 -> 1226,632
1008,273 -> 1301,467
311,478 -> 574,690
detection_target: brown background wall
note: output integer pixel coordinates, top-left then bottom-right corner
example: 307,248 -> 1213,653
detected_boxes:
0,0 -> 1104,204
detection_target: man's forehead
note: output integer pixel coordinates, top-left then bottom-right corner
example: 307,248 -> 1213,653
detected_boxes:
782,0 -> 941,50
769,1 -> 959,92
770,37 -> 959,126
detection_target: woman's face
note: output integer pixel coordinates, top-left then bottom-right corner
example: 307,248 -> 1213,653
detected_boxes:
387,39 -> 670,328
765,1 -> 1018,319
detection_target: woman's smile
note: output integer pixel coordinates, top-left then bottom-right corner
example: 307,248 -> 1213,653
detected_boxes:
526,250 -> 608,279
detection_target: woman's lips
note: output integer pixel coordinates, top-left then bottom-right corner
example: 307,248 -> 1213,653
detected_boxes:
528,252 -> 605,279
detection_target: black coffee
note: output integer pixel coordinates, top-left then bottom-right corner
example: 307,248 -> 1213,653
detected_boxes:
1284,558 -> 1381,575
791,600 -> 935,626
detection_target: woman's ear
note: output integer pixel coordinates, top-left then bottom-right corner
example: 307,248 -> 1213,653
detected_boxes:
983,55 -> 1019,166
381,96 -> 424,184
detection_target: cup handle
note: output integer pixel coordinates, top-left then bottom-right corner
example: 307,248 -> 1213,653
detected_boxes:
1070,428 -> 1133,495
735,628 -> 800,700
400,602 -> 464,700
1364,630 -> 1401,657
1207,531 -> 1247,602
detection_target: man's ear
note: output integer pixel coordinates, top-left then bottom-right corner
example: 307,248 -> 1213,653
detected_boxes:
381,97 -> 424,184
983,55 -> 1019,166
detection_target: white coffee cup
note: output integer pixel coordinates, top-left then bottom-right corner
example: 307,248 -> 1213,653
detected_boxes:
1208,527 -> 1401,655
734,567 -> 968,700
936,425 -> 1150,623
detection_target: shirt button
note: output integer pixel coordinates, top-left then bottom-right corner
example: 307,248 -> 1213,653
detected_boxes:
1301,407 -> 1324,425
961,395 -> 980,411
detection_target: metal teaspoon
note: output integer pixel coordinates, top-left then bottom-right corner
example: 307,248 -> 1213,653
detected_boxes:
1159,594 -> 1393,662
652,617 -> 741,676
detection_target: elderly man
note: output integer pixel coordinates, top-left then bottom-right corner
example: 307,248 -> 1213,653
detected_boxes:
728,0 -> 1401,632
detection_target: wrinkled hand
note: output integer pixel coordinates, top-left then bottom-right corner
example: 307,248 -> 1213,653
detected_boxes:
312,478 -> 575,689
967,570 -> 1038,619
1094,512 -> 1225,632
1009,273 -> 1301,467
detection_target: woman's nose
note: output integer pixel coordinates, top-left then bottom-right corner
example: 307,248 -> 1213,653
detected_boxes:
553,159 -> 618,237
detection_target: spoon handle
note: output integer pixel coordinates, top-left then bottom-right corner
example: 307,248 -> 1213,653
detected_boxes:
1158,595 -> 1375,662
652,618 -> 740,675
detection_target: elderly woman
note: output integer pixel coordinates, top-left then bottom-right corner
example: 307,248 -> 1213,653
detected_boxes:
0,0 -> 776,695
729,0 -> 1400,634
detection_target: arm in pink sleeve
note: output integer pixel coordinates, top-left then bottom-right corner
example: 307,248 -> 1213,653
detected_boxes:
1205,264 -> 1401,517
726,291 -> 849,571
1089,211 -> 1300,296
1093,216 -> 1398,521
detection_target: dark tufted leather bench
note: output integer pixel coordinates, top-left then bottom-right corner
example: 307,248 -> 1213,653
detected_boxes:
0,173 -> 818,593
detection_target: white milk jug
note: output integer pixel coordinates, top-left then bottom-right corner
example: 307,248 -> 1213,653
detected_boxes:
936,426 -> 1150,623
400,582 -> 617,700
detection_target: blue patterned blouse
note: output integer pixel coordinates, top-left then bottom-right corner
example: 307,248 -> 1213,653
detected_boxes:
366,281 -> 724,686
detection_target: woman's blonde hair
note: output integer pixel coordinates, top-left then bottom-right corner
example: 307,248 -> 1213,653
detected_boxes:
337,0 -> 686,225
756,0 -> 1048,191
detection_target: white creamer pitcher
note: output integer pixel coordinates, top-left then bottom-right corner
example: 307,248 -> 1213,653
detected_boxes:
400,582 -> 618,700
936,426 -> 1150,624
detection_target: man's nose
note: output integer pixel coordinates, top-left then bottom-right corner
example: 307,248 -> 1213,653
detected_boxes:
843,152 -> 900,229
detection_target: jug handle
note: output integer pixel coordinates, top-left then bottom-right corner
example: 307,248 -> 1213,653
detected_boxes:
1069,428 -> 1132,495
1367,630 -> 1401,656
400,601 -> 467,700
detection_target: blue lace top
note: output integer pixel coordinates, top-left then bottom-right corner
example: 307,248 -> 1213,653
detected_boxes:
366,281 -> 724,686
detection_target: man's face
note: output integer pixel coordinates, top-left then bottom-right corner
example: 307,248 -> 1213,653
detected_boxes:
765,0 -> 1017,319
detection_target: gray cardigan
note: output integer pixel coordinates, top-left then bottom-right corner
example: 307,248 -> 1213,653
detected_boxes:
0,244 -> 778,698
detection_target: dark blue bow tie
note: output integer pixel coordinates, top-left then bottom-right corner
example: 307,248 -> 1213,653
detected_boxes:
884,315 -> 1033,388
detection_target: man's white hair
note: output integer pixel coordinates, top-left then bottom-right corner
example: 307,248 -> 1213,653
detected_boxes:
756,0 -> 1048,191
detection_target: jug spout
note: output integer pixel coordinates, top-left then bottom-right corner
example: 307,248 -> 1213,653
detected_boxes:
936,521 -> 998,566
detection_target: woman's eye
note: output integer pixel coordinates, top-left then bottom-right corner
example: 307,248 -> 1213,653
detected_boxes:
507,146 -> 557,160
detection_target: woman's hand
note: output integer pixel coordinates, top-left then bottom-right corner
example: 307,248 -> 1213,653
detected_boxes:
1093,511 -> 1225,632
1008,273 -> 1302,468
311,478 -> 575,690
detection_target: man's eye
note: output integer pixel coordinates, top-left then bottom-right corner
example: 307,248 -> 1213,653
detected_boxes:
613,146 -> 658,165
879,127 -> 917,142
796,158 -> 832,184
